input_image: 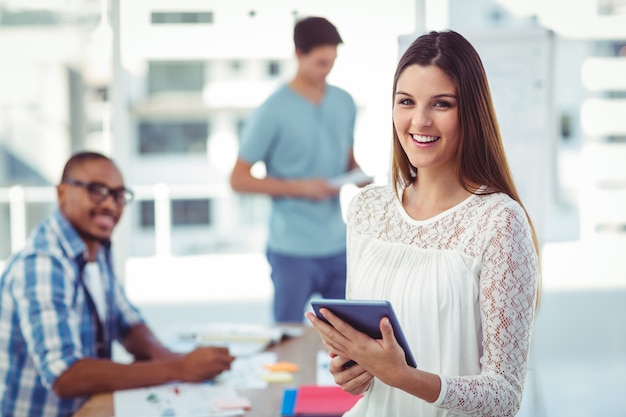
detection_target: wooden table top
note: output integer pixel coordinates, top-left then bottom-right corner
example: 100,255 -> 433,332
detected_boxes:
72,325 -> 326,417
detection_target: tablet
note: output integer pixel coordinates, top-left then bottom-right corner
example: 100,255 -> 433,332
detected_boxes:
310,299 -> 417,368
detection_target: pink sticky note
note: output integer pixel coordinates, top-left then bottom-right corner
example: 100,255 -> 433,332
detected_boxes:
215,397 -> 252,410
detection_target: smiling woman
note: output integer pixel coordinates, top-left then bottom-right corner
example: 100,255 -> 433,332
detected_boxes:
393,65 -> 460,190
305,30 -> 540,417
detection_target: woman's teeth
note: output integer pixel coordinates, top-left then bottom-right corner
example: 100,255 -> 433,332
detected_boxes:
412,134 -> 440,143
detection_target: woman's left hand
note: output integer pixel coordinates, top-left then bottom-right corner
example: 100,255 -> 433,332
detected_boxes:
304,308 -> 409,387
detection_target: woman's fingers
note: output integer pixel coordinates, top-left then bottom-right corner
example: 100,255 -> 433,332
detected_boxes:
329,355 -> 374,394
305,310 -> 353,356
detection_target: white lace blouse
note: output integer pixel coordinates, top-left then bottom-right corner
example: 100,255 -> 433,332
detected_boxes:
343,184 -> 538,417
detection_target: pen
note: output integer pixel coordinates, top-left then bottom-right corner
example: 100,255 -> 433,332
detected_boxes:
341,360 -> 357,370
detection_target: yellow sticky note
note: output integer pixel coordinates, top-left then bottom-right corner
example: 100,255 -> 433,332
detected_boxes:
261,371 -> 294,383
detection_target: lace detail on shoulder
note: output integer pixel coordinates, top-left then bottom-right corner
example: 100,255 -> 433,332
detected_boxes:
350,185 -> 525,257
347,185 -> 539,416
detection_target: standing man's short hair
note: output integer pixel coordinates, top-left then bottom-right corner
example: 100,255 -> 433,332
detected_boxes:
293,16 -> 343,54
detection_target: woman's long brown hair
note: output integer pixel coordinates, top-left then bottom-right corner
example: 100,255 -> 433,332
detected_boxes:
390,30 -> 541,306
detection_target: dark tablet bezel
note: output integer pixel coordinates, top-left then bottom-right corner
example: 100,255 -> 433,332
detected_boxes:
310,299 -> 417,368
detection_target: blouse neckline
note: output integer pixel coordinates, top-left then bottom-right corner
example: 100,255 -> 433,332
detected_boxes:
394,185 -> 484,225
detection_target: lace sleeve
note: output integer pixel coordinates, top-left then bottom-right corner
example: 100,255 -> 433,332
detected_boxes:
438,203 -> 539,416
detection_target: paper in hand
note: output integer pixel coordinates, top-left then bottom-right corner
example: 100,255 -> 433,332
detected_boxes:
327,168 -> 373,188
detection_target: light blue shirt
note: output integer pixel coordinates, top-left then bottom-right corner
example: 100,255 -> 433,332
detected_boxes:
0,209 -> 144,417
238,83 -> 356,256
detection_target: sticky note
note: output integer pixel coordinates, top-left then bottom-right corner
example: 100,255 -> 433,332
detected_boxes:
215,397 -> 252,410
261,371 -> 294,383
263,361 -> 300,373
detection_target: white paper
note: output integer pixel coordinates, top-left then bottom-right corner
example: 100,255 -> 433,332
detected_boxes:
219,351 -> 277,390
169,323 -> 284,358
316,350 -> 337,386
113,382 -> 244,417
327,168 -> 373,188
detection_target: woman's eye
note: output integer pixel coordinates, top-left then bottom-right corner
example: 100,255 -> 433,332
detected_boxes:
434,101 -> 450,108
398,98 -> 413,105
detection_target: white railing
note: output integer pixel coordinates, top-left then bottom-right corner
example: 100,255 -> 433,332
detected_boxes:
0,186 -> 57,254
0,182 -> 235,257
0,183 -> 273,306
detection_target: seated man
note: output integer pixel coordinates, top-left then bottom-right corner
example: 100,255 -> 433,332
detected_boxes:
0,151 -> 234,417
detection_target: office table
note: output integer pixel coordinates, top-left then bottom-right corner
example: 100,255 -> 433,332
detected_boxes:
72,325 -> 327,417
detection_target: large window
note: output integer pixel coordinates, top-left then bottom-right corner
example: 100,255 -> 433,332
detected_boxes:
151,12 -> 214,25
235,117 -> 247,141
140,199 -> 212,228
147,61 -> 205,95
138,120 -> 209,155
0,9 -> 58,26
267,60 -> 281,77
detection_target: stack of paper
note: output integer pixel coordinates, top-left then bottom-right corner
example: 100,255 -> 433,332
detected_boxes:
316,350 -> 335,386
327,168 -> 373,188
280,385 -> 363,416
172,323 -> 304,357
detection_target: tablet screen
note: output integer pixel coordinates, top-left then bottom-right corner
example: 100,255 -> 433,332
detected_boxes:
310,299 -> 417,368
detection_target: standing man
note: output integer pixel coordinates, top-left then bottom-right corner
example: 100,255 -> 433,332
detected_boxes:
230,16 -> 366,323
0,151 -> 234,417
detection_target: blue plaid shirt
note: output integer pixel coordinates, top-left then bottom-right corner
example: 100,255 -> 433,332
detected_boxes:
0,209 -> 144,417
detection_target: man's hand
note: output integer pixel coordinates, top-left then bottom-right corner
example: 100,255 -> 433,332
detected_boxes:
180,346 -> 235,382
296,178 -> 340,200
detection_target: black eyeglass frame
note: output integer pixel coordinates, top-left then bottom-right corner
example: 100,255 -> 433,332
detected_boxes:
62,179 -> 134,205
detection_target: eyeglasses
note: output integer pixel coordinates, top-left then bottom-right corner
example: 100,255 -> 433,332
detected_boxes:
63,179 -> 134,206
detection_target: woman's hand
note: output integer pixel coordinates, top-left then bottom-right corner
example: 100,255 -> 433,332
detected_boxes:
304,309 -> 409,389
306,309 -> 442,403
328,352 -> 374,395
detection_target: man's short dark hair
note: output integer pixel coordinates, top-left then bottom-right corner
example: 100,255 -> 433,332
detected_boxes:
293,16 -> 343,54
61,151 -> 113,182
